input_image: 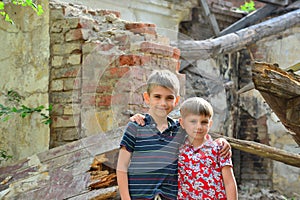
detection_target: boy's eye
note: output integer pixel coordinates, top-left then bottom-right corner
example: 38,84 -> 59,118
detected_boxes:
167,96 -> 175,100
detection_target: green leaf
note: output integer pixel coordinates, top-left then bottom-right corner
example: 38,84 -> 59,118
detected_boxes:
37,5 -> 44,16
0,2 -> 5,10
2,116 -> 10,121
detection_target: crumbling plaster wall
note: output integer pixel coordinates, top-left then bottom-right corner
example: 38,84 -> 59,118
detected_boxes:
0,0 -> 50,166
55,0 -> 198,41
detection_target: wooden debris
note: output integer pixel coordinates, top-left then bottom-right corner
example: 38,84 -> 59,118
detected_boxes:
88,153 -> 117,191
252,61 -> 300,146
211,132 -> 300,168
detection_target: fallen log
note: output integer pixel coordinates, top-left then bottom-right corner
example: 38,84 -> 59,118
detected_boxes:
178,9 -> 300,61
211,132 -> 300,168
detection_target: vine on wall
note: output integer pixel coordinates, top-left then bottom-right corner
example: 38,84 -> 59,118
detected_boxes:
0,90 -> 51,163
0,0 -> 44,24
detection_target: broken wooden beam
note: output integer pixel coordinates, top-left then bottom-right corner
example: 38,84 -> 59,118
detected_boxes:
0,127 -> 125,199
256,0 -> 289,6
252,61 -> 300,145
199,0 -> 220,36
179,9 -> 300,62
219,4 -> 279,36
210,132 -> 300,168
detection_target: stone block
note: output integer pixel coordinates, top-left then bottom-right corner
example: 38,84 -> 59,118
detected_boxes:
50,79 -> 64,91
51,115 -> 80,128
52,43 -> 82,55
51,56 -> 64,67
67,54 -> 82,65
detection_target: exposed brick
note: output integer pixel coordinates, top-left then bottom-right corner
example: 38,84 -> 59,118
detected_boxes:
51,79 -> 64,91
173,48 -> 181,60
67,54 -> 82,65
62,128 -> 81,141
64,78 -> 80,91
119,55 -> 142,66
65,29 -> 84,41
108,67 -> 130,78
97,95 -> 112,107
52,66 -> 81,78
98,10 -> 121,18
125,22 -> 156,35
78,17 -> 97,29
140,41 -> 174,57
51,56 -> 64,67
50,91 -> 77,103
114,34 -> 130,48
66,18 -> 80,29
95,43 -> 115,51
52,43 -> 82,55
96,85 -> 112,93
51,115 -> 79,128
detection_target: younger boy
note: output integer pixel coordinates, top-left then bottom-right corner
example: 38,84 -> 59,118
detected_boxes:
178,97 -> 237,200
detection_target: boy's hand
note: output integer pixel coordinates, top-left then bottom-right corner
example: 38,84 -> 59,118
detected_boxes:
130,114 -> 146,126
216,138 -> 232,158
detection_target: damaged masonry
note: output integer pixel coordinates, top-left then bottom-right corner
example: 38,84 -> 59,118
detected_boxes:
1,0 -> 300,199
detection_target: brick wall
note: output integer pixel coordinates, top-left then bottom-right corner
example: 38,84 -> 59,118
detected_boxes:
49,2 -> 184,148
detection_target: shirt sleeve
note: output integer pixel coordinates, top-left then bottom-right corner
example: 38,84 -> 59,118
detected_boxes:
120,122 -> 137,152
216,142 -> 233,168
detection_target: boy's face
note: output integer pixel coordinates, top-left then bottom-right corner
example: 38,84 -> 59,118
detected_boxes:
179,114 -> 212,144
143,86 -> 180,119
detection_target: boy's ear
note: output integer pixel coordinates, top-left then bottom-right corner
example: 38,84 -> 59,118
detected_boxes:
209,119 -> 213,129
143,92 -> 150,104
179,118 -> 184,129
175,96 -> 180,106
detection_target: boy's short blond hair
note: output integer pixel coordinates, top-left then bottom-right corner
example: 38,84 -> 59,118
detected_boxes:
180,97 -> 213,119
146,70 -> 180,96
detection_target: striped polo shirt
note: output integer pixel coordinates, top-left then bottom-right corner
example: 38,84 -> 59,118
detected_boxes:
120,114 -> 185,200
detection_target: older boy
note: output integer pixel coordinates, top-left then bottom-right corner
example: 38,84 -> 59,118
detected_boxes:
178,97 -> 237,200
117,70 -> 231,200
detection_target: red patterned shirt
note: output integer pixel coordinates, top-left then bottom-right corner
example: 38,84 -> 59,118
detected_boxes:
178,136 -> 232,200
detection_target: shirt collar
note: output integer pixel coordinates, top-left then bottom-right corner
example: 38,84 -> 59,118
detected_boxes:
183,134 -> 213,150
144,113 -> 177,127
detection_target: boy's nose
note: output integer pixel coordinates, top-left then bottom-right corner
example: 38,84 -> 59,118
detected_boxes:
160,99 -> 167,105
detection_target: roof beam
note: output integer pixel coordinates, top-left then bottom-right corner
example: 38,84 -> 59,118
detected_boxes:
256,0 -> 289,6
219,4 -> 279,36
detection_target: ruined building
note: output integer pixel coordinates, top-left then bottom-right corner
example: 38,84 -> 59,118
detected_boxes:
0,0 -> 300,199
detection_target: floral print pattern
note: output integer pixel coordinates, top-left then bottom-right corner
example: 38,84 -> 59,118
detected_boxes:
178,138 -> 232,200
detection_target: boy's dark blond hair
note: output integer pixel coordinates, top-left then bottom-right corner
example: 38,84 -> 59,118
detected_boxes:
146,70 -> 180,96
180,97 -> 213,118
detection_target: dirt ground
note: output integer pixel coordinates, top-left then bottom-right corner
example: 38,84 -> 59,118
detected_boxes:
238,183 -> 300,200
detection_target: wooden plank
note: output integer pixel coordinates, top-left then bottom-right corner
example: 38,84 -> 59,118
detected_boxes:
0,127 -> 124,200
199,0 -> 220,36
256,0 -> 289,6
219,4 -> 279,36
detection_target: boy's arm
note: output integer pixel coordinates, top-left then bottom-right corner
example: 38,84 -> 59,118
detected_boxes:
215,138 -> 231,157
117,147 -> 132,200
222,166 -> 238,200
